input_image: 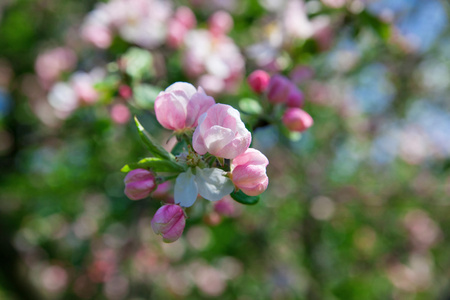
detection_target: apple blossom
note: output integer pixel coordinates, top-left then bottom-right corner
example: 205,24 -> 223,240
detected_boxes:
192,104 -> 251,159
154,82 -> 215,131
174,168 -> 234,207
282,108 -> 314,132
247,70 -> 270,94
231,148 -> 269,196
151,204 -> 186,243
124,169 -> 156,200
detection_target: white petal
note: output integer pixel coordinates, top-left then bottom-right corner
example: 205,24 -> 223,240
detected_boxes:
174,169 -> 198,207
195,167 -> 234,201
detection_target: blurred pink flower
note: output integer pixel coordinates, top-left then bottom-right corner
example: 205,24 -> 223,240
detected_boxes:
247,70 -> 270,94
286,85 -> 304,108
124,169 -> 156,200
282,108 -> 313,132
183,30 -> 245,94
214,195 -> 241,217
267,74 -> 291,104
231,148 -> 269,196
155,82 -> 215,131
208,11 -> 233,37
151,204 -> 186,243
111,103 -> 131,125
193,104 -> 251,159
70,68 -> 105,104
35,47 -> 77,89
167,6 -> 196,48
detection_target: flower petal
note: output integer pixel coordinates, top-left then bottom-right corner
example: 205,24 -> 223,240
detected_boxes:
174,169 -> 198,207
195,167 -> 234,201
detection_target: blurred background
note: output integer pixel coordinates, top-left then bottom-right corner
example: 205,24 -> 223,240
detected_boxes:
1,0 -> 450,299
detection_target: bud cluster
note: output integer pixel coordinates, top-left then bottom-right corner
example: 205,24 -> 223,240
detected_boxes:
123,82 -> 269,242
247,70 -> 314,133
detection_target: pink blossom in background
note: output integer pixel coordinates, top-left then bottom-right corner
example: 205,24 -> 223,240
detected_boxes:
80,0 -> 172,49
35,47 -> 77,89
118,85 -> 132,99
282,107 -> 314,132
247,70 -> 270,94
155,82 -> 215,131
208,11 -> 233,37
193,104 -> 251,159
124,169 -> 156,200
289,65 -> 314,85
183,30 -> 245,94
214,195 -> 241,217
286,84 -> 304,108
231,148 -> 269,196
80,8 -> 113,49
151,204 -> 186,243
70,68 -> 105,104
111,103 -> 131,125
47,82 -> 79,119
168,6 -> 196,48
267,74 -> 292,104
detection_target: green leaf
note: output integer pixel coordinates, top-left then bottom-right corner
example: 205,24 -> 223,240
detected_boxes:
239,98 -> 263,115
121,157 -> 186,173
230,190 -> 260,205
123,47 -> 153,80
134,116 -> 175,161
133,84 -> 161,109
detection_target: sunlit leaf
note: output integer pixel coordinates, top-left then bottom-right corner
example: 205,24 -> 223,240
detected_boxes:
121,157 -> 186,173
134,117 -> 174,161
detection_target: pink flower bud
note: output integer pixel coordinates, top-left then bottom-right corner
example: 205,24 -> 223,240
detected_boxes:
286,85 -> 304,108
267,75 -> 291,104
231,148 -> 269,196
151,205 -> 186,243
193,104 -> 251,159
111,103 -> 131,125
124,169 -> 156,200
208,11 -> 233,36
155,82 -> 215,131
119,85 -> 132,99
214,195 -> 240,217
247,70 -> 270,94
282,108 -> 313,132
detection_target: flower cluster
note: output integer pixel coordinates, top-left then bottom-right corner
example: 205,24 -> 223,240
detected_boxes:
123,82 -> 269,242
247,70 -> 314,133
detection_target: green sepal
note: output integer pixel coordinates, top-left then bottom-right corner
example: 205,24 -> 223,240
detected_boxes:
134,116 -> 175,161
230,190 -> 260,205
121,157 -> 186,173
171,139 -> 188,156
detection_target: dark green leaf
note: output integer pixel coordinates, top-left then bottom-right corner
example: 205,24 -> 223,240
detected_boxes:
134,117 -> 175,161
121,157 -> 186,173
230,190 -> 260,205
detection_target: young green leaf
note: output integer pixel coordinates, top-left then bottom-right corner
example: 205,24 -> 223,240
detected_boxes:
134,117 -> 175,161
121,157 -> 186,173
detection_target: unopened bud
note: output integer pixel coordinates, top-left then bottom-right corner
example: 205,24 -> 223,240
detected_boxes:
151,204 -> 186,243
267,75 -> 291,104
247,70 -> 270,94
286,85 -> 304,108
282,108 -> 313,132
124,169 -> 156,200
